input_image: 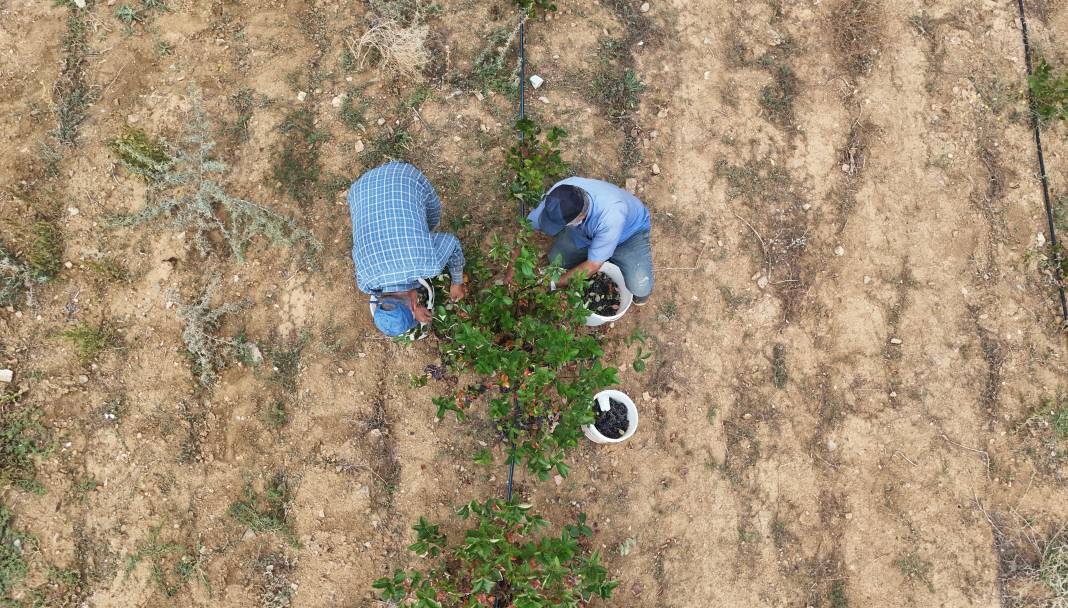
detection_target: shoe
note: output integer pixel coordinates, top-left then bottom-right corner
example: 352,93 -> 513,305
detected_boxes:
633,296 -> 649,307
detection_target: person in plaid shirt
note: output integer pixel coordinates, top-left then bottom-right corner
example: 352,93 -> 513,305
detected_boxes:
348,162 -> 466,336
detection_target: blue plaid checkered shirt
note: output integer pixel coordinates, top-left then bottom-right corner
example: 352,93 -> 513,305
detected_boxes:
348,162 -> 464,295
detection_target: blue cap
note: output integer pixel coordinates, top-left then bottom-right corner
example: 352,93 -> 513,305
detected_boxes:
538,185 -> 587,236
373,298 -> 417,336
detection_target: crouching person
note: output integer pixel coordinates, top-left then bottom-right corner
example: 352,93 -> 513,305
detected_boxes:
527,177 -> 653,304
348,162 -> 466,336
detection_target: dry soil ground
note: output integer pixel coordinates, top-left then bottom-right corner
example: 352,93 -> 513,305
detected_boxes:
2,0 -> 1068,607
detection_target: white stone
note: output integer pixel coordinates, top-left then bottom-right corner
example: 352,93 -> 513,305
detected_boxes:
625,178 -> 638,192
890,337 -> 902,345
863,275 -> 872,284
833,245 -> 845,256
354,140 -> 365,153
538,96 -> 550,104
757,276 -> 769,290
640,2 -> 650,12
651,163 -> 661,175
0,370 -> 12,383
74,0 -> 86,7
331,94 -> 346,108
296,91 -> 307,102
529,75 -> 544,89
68,207 -> 79,216
248,344 -> 264,364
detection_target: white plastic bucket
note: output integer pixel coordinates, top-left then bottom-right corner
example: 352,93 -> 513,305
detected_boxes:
369,278 -> 434,340
583,389 -> 639,444
585,262 -> 633,327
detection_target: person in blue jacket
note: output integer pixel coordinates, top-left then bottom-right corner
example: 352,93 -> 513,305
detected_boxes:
526,177 -> 653,304
348,162 -> 466,336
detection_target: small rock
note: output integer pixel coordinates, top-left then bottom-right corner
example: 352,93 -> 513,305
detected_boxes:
369,428 -> 382,438
863,275 -> 872,284
0,370 -> 13,383
297,91 -> 307,102
78,375 -> 89,384
64,261 -> 73,269
331,94 -> 346,108
651,163 -> 661,175
827,439 -> 838,451
474,91 -> 484,101
642,391 -> 652,401
833,245 -> 845,256
890,337 -> 902,345
657,108 -> 668,118
756,276 -> 769,289
318,510 -> 325,519
68,207 -> 80,216
625,178 -> 638,192
529,74 -> 544,89
354,140 -> 365,153
1036,232 -> 1046,247
376,118 -> 386,126
538,96 -> 550,104
242,528 -> 256,541
247,344 -> 264,364
640,2 -> 650,12
74,0 -> 86,7
553,475 -> 563,486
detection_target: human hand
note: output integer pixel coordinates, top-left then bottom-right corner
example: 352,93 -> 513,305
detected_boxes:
449,283 -> 466,301
413,306 -> 432,324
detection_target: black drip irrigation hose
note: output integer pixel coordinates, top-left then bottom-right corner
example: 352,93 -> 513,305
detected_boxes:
1014,0 -> 1068,322
502,11 -> 527,508
494,12 -> 526,608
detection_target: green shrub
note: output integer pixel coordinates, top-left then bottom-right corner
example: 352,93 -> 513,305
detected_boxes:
0,388 -> 50,493
109,126 -> 172,181
374,499 -> 615,607
431,227 -> 617,480
0,507 -> 30,599
272,109 -> 327,203
1029,57 -> 1068,124
60,321 -> 121,365
125,523 -> 209,599
506,117 -> 569,212
514,0 -> 556,17
227,471 -> 298,546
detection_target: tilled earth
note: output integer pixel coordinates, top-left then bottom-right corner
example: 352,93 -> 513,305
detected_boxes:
1,1 -> 1068,607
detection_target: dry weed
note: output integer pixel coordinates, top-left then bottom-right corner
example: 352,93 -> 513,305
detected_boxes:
349,18 -> 429,78
829,0 -> 883,77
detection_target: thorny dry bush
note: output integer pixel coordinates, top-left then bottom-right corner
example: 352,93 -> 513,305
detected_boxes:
349,1 -> 433,78
171,275 -> 249,386
828,0 -> 883,78
109,91 -> 321,264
